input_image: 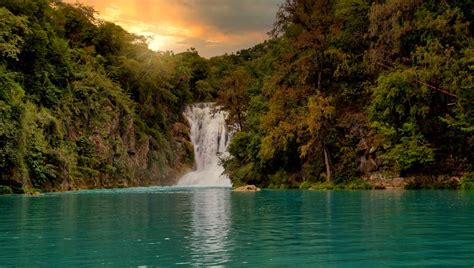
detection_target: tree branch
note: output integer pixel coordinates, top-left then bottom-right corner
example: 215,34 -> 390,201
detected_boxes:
376,62 -> 458,98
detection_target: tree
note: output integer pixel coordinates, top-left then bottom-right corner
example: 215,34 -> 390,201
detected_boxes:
368,0 -> 473,174
0,7 -> 30,61
217,68 -> 252,131
300,94 -> 335,181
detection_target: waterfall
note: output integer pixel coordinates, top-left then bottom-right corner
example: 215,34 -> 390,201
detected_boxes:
177,103 -> 232,187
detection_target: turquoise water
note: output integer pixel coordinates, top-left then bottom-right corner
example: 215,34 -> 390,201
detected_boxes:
0,188 -> 473,267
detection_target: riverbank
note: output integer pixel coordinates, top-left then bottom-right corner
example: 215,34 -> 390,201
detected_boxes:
270,173 -> 474,191
1,172 -> 473,195
0,164 -> 192,195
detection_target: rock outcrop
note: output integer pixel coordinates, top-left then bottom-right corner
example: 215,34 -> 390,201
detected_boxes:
363,173 -> 462,190
234,185 -> 261,192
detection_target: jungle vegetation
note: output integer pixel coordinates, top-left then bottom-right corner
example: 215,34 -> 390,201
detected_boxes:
0,0 -> 210,192
0,0 -> 472,192
214,0 -> 473,188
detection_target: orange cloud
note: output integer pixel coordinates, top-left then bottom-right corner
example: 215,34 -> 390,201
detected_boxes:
63,0 -> 280,57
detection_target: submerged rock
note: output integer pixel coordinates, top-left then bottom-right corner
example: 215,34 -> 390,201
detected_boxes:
234,185 -> 261,192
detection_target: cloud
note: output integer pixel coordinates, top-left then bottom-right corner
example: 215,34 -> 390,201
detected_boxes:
176,0 -> 281,33
63,0 -> 283,57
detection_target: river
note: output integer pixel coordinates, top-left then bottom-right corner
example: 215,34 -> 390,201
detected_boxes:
1,188 -> 473,266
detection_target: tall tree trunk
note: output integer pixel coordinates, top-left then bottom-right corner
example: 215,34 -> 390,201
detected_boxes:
317,70 -> 322,90
324,146 -> 332,182
235,107 -> 244,132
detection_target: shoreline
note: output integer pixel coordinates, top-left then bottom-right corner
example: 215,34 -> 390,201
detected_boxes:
0,173 -> 474,196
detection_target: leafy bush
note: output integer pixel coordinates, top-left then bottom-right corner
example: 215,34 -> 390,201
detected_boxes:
308,180 -> 371,190
384,133 -> 435,174
299,181 -> 312,190
0,185 -> 13,195
309,182 -> 335,190
269,169 -> 289,188
460,173 -> 474,190
345,180 -> 371,190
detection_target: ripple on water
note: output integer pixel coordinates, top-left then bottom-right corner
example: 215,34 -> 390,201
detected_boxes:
0,189 -> 473,266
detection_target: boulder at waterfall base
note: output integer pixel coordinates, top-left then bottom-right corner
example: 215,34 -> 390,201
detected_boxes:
234,185 -> 261,192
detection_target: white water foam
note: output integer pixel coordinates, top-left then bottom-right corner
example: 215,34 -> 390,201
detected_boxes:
177,103 -> 232,187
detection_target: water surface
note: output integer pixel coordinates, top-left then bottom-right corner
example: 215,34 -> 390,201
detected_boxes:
1,188 -> 473,266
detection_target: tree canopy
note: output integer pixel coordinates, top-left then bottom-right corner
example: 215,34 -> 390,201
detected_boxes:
0,0 -> 210,193
215,0 -> 473,188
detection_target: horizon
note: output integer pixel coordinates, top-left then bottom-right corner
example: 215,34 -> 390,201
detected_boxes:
63,0 -> 283,58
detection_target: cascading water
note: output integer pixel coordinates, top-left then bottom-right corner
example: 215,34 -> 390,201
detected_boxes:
177,103 -> 232,187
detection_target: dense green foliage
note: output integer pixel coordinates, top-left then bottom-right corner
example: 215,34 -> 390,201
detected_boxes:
213,0 -> 473,188
1,0 -> 472,193
460,173 -> 474,190
0,1 -> 210,193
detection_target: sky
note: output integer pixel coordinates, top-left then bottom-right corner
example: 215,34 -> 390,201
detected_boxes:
63,0 -> 283,58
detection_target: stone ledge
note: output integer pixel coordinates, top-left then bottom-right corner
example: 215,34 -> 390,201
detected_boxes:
233,185 -> 261,192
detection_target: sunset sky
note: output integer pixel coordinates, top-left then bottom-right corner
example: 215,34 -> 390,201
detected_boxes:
63,0 -> 283,58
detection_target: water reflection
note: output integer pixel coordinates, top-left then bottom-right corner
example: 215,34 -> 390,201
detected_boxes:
189,189 -> 232,265
1,189 -> 474,266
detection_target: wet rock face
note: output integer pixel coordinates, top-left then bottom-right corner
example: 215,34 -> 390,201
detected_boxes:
28,103 -> 194,192
234,185 -> 261,192
365,174 -> 408,190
